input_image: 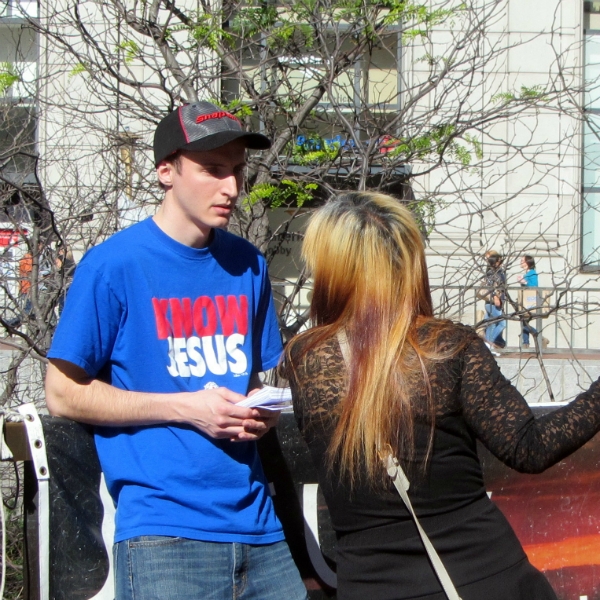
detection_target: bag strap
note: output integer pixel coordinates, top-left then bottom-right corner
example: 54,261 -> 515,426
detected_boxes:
337,328 -> 351,365
335,330 -> 462,600
384,456 -> 462,600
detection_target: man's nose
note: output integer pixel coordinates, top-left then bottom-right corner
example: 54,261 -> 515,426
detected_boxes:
223,173 -> 240,198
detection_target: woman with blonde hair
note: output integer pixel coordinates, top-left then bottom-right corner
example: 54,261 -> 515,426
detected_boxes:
283,191 -> 600,600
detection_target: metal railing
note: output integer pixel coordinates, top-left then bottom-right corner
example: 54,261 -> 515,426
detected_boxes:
273,281 -> 600,351
432,285 -> 600,351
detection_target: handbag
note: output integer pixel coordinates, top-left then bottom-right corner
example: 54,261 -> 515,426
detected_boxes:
336,329 -> 463,600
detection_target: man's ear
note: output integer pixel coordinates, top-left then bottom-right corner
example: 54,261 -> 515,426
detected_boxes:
156,161 -> 174,188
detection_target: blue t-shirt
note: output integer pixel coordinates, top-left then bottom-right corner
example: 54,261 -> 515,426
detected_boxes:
48,218 -> 285,544
523,269 -> 538,287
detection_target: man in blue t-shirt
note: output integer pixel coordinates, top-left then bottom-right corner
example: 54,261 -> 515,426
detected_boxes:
44,102 -> 307,600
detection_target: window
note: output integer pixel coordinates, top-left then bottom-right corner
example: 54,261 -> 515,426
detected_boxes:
0,0 -> 37,19
582,1 -> 600,269
0,0 -> 38,219
221,6 -> 403,139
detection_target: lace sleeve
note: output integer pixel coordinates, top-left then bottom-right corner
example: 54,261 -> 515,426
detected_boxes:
284,337 -> 346,435
460,333 -> 600,473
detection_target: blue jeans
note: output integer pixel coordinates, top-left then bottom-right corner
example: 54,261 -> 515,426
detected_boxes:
114,537 -> 308,600
484,303 -> 506,345
521,320 -> 537,345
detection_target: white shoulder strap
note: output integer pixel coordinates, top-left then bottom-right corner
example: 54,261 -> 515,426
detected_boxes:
335,330 -> 462,600
336,328 -> 351,365
384,455 -> 462,600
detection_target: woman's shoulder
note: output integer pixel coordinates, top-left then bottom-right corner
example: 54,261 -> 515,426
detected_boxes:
418,319 -> 479,348
284,332 -> 342,383
288,330 -> 337,356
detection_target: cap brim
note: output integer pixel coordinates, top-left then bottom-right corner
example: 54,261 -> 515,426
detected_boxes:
183,130 -> 271,153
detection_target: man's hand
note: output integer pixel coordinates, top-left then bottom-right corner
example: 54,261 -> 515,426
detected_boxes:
233,376 -> 280,441
238,407 -> 280,442
172,387 -> 277,441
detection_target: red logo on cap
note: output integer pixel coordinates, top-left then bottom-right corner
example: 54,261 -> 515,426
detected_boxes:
196,111 -> 240,125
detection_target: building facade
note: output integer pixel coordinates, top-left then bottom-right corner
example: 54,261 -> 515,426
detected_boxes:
1,0 -> 599,355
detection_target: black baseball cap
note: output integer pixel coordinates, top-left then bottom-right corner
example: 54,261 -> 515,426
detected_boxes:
153,102 -> 271,165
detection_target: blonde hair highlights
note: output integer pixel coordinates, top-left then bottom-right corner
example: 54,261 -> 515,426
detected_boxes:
290,192 -> 454,486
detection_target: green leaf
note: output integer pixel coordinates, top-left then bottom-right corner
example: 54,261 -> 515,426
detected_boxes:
0,63 -> 19,95
492,85 -> 548,104
208,99 -> 254,119
244,183 -> 279,209
189,14 -> 231,50
244,180 -> 318,210
291,135 -> 341,165
117,40 -> 140,65
231,4 -> 278,36
68,63 -> 87,78
463,133 -> 483,160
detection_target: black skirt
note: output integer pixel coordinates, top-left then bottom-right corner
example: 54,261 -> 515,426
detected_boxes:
335,497 -> 558,600
405,558 -> 557,600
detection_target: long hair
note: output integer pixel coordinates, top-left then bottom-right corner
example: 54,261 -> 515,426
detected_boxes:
287,192 -> 458,485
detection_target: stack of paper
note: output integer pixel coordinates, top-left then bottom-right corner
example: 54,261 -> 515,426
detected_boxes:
237,386 -> 293,411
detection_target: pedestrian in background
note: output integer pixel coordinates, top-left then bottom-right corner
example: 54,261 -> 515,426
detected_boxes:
481,249 -> 506,353
54,244 -> 75,317
517,255 -> 538,349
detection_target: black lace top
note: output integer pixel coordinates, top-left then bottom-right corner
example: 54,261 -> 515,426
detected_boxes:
285,323 -> 600,600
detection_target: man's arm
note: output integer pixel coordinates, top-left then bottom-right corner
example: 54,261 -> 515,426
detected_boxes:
45,359 -> 275,441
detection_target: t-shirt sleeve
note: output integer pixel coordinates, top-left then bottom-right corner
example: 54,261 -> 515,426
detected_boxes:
47,259 -> 123,377
251,261 -> 283,373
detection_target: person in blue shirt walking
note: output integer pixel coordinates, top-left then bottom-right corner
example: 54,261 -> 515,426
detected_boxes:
517,255 -> 539,348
